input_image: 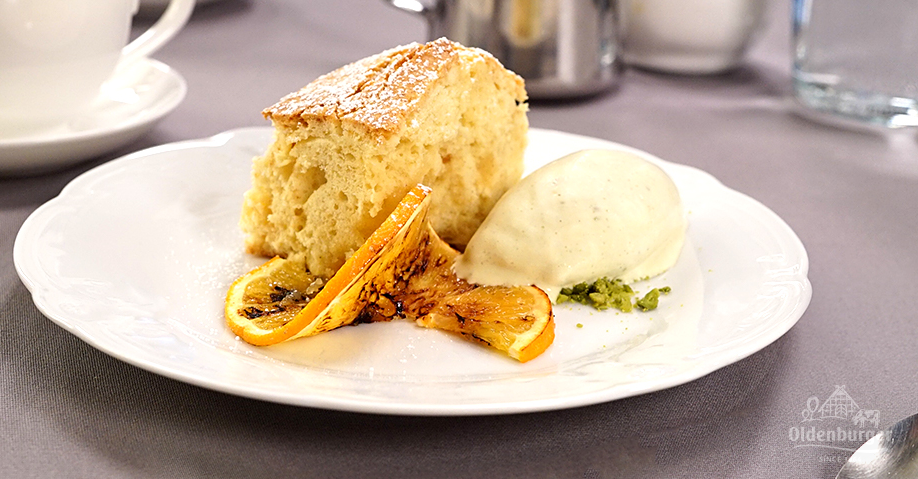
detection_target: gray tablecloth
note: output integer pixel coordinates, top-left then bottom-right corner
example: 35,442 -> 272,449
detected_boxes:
3,1 -> 917,478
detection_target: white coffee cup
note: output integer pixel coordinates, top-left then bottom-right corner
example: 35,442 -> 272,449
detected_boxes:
617,0 -> 766,74
0,0 -> 194,137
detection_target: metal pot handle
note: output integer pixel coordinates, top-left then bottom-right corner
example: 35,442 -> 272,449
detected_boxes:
382,0 -> 437,17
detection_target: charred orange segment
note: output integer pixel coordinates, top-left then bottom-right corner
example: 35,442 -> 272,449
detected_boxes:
395,223 -> 555,362
224,254 -> 324,337
413,281 -> 555,363
225,185 -> 431,345
225,184 -> 555,362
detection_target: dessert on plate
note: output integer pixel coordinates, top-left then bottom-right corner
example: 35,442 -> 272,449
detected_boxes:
227,39 -> 685,363
240,37 -> 529,278
454,149 -> 686,300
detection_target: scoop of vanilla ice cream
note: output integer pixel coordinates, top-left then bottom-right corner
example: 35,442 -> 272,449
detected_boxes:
453,149 -> 686,300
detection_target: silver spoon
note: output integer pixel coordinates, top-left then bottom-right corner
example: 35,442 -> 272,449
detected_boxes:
837,412 -> 918,479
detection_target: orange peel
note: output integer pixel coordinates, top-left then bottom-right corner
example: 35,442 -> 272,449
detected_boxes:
225,184 -> 555,362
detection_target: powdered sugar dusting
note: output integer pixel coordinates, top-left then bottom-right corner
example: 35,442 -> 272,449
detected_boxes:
263,38 -> 466,134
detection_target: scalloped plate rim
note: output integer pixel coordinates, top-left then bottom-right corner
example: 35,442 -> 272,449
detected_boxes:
13,127 -> 811,415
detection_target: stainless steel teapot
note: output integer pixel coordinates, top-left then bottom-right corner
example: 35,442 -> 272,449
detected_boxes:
384,0 -> 622,99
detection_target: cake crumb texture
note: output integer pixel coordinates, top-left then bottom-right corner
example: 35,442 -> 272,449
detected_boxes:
240,38 -> 529,278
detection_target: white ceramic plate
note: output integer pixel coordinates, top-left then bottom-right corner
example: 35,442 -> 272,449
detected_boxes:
14,128 -> 811,415
0,58 -> 185,174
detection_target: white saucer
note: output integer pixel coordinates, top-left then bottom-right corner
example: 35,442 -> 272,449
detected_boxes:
0,58 -> 186,175
139,0 -> 222,6
137,0 -> 223,16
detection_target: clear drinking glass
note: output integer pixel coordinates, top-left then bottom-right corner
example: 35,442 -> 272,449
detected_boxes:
792,0 -> 918,128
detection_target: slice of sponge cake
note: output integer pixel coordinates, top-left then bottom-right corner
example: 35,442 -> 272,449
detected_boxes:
240,38 -> 529,278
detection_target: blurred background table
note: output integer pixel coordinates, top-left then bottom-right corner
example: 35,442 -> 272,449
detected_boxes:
3,1 -> 918,477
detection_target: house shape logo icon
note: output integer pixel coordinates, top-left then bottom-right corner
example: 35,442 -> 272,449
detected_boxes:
789,385 -> 881,452
801,385 -> 879,428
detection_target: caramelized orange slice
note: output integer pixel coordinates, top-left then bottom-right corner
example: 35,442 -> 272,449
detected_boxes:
225,184 -> 555,362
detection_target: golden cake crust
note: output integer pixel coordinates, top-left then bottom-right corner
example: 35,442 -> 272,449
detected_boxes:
242,38 -> 529,278
263,38 -> 520,134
